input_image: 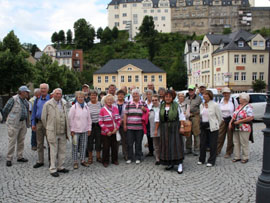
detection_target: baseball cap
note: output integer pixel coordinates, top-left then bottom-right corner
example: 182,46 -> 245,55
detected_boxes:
222,87 -> 231,93
82,84 -> 89,88
19,86 -> 30,92
199,83 -> 206,88
188,85 -> 195,90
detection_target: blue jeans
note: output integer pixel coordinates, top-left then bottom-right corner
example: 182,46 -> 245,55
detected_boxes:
31,130 -> 37,147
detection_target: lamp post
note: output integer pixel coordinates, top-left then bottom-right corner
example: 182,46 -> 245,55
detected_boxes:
256,43 -> 270,202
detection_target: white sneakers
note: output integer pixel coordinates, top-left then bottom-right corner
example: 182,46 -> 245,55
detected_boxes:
135,160 -> 141,164
126,160 -> 131,164
177,164 -> 183,174
126,160 -> 141,164
206,163 -> 213,167
197,161 -> 203,165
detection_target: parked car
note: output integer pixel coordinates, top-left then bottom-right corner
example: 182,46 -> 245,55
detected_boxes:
231,93 -> 267,120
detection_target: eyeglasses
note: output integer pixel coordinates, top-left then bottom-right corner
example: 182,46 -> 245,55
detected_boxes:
188,89 -> 194,91
152,99 -> 158,101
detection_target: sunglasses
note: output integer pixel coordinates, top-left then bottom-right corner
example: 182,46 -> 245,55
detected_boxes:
188,89 -> 194,91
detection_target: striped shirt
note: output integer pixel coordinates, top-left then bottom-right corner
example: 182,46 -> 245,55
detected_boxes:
124,101 -> 147,130
88,101 -> 102,123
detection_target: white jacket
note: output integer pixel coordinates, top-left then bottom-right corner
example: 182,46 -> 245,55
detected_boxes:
200,100 -> 223,132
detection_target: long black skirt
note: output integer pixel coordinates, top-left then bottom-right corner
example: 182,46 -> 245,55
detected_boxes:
159,120 -> 184,165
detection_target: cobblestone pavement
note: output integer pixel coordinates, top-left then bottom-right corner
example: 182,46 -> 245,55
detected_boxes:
0,122 -> 265,203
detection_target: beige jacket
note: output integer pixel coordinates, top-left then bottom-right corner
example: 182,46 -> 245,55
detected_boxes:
41,98 -> 70,142
200,100 -> 223,132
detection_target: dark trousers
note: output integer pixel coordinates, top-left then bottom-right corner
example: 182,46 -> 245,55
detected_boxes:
102,134 -> 118,164
31,130 -> 37,147
118,125 -> 128,159
146,122 -> 154,154
199,127 -> 218,165
88,123 -> 102,152
127,129 -> 143,161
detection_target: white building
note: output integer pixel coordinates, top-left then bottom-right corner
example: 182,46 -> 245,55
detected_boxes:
107,0 -> 177,38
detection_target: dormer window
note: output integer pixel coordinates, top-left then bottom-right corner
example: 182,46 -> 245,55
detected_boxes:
267,41 -> 270,48
253,40 -> 258,46
238,41 -> 244,47
127,67 -> 132,71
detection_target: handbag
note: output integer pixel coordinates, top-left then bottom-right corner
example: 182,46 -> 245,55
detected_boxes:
183,120 -> 192,136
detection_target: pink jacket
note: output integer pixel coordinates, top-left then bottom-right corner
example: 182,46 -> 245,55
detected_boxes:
142,108 -> 149,134
68,102 -> 92,133
99,105 -> 121,136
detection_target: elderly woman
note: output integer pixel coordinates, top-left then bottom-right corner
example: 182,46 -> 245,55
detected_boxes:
217,87 -> 239,158
229,93 -> 254,164
87,90 -> 102,164
198,90 -> 222,167
124,89 -> 148,164
177,92 -> 190,120
116,89 -> 128,160
156,90 -> 186,174
99,94 -> 121,167
158,87 -> 166,103
145,89 -> 154,157
150,95 -> 161,165
68,91 -> 92,169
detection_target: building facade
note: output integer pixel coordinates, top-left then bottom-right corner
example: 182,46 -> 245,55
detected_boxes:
107,0 -> 177,38
172,0 -> 270,35
93,59 -> 166,92
187,30 -> 270,92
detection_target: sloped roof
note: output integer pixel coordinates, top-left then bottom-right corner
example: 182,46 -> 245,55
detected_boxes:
108,0 -> 177,7
94,59 -> 165,74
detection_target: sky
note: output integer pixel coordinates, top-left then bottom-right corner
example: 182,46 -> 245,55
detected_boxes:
0,0 -> 269,50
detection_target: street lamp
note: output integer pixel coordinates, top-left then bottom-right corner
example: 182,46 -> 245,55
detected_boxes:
256,42 -> 270,202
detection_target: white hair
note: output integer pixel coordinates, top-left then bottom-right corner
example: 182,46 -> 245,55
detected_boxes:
145,89 -> 153,95
132,88 -> 140,95
53,88 -> 62,94
34,88 -> 40,94
239,92 -> 250,103
40,83 -> 49,90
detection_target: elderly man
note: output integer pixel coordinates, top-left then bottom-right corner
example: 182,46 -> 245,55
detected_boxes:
2,86 -> 31,167
147,82 -> 157,94
32,83 -> 51,168
82,84 -> 90,103
185,85 -> 202,156
29,88 -> 41,151
198,84 -> 207,103
42,88 -> 69,177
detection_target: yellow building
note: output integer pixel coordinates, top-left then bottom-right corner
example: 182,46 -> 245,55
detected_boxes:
93,59 -> 166,93
189,30 -> 270,92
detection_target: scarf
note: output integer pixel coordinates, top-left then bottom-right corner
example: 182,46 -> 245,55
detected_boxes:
160,101 -> 178,122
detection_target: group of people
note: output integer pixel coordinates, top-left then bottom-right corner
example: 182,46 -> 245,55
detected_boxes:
1,82 -> 254,177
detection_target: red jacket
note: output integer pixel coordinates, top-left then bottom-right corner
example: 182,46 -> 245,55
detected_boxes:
99,105 -> 121,135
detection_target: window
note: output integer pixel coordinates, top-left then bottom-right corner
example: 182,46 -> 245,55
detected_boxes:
260,72 -> 264,80
259,41 -> 264,47
114,5 -> 118,9
144,87 -> 148,91
253,40 -> 258,46
133,14 -> 138,24
234,72 -> 239,81
238,41 -> 244,47
127,67 -> 132,70
221,56 -> 224,64
128,75 -> 132,82
121,76 -> 124,82
135,75 -> 139,82
267,41 -> 270,48
241,72 -> 246,81
165,9 -> 168,13
161,16 -> 166,21
115,22 -> 119,27
123,4 -> 127,8
144,75 -> 147,82
76,53 -> 79,57
115,14 -> 119,18
151,75 -> 155,82
234,55 -> 239,64
159,75 -> 162,82
250,94 -> 267,103
123,13 -> 127,17
158,9 -> 161,13
214,58 -> 216,66
154,17 -> 158,21
241,55 -> 246,64
260,55 -> 264,64
252,72 -> 257,81
112,76 -> 116,83
98,76 -> 101,83
123,21 -> 127,24
105,76 -> 108,83
218,57 -> 220,65
151,10 -> 154,13
133,3 -> 137,7
252,55 -> 257,63
144,10 -> 147,13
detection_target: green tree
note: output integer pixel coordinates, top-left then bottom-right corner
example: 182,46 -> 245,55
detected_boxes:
66,29 -> 73,44
51,32 -> 59,44
58,30 -> 65,44
22,43 -> 40,56
0,31 -> 34,94
101,27 -> 113,44
223,28 -> 232,34
74,18 -> 95,50
96,27 -> 103,40
137,16 -> 158,61
112,26 -> 119,40
252,79 -> 266,92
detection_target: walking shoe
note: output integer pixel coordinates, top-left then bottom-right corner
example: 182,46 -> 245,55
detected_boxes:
155,161 -> 160,165
206,163 -> 213,167
184,149 -> 192,155
31,146 -> 37,151
165,165 -> 174,170
126,160 -> 131,164
73,163 -> 78,169
146,153 -> 153,157
81,162 -> 89,167
197,161 -> 203,165
57,168 -> 69,173
113,161 -> 119,165
192,151 -> 199,156
50,172 -> 59,177
17,158 -> 28,162
6,161 -> 12,167
135,160 -> 141,164
224,154 -> 231,158
33,163 -> 44,168
103,163 -> 109,168
177,164 -> 183,174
